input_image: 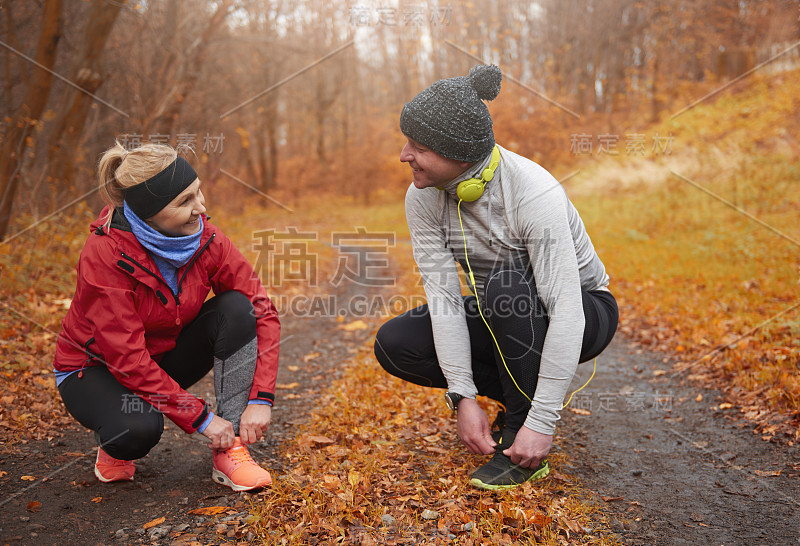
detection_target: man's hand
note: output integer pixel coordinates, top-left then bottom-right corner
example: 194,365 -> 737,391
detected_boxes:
201,415 -> 235,450
239,404 -> 272,445
456,398 -> 497,455
503,425 -> 552,468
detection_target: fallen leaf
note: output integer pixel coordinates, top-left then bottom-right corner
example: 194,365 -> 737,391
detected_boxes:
339,320 -> 368,331
753,469 -> 781,477
26,501 -> 41,512
21,475 -> 37,481
563,517 -> 583,533
0,470 -> 7,477
718,403 -> 734,409
695,394 -> 703,402
531,511 -> 550,528
188,506 -> 228,516
394,495 -> 420,502
653,370 -> 667,377
276,382 -> 299,389
601,496 -> 624,502
303,352 -> 320,362
287,365 -> 299,372
323,474 -> 341,485
569,407 -> 591,416
298,434 -> 335,448
52,298 -> 72,309
91,497 -> 102,503
143,516 -> 165,529
348,470 -> 361,489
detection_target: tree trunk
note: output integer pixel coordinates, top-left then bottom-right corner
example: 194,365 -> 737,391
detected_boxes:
46,0 -> 125,201
142,0 -> 233,137
0,0 -> 63,240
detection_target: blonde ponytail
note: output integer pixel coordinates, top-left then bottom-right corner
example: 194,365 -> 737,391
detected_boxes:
97,141 -> 178,227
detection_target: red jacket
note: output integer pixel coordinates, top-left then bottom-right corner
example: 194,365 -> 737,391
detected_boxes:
54,207 -> 280,433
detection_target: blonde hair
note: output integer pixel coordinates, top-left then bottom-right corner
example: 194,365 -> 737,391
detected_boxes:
98,141 -> 178,226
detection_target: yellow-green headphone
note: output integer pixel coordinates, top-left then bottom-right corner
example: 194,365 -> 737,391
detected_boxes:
456,145 -> 501,202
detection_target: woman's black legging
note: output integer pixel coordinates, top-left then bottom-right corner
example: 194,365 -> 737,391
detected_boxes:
374,265 -> 619,433
58,290 -> 257,460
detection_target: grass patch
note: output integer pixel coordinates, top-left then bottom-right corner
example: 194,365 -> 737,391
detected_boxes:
575,153 -> 800,439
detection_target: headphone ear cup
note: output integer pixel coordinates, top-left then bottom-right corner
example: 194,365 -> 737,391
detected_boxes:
457,178 -> 485,202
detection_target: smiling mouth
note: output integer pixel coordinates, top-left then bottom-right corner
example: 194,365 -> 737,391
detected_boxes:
186,218 -> 199,224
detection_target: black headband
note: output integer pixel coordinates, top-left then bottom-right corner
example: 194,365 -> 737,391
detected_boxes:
121,156 -> 198,219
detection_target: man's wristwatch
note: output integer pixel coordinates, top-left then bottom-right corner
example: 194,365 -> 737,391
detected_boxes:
444,392 -> 465,412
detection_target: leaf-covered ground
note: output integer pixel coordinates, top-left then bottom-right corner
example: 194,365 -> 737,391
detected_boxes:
1,68 -> 799,541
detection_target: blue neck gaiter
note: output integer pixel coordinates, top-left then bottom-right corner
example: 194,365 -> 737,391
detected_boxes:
123,201 -> 203,295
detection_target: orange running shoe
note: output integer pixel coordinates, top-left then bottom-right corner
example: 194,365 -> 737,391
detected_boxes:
212,437 -> 272,491
94,446 -> 135,483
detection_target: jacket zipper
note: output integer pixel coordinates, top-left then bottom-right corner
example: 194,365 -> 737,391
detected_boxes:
176,234 -> 215,298
120,252 -> 180,305
119,233 -> 215,325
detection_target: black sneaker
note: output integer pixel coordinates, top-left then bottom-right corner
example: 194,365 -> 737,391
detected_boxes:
469,429 -> 550,491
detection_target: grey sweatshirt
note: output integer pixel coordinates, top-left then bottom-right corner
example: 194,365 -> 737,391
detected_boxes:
405,145 -> 610,435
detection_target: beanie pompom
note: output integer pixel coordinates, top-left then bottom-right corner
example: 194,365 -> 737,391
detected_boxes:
468,65 -> 502,101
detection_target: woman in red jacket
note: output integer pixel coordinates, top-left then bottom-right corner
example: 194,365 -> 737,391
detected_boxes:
53,141 -> 280,491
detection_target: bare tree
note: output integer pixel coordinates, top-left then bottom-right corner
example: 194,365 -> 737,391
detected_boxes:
0,0 -> 63,240
141,0 -> 233,137
45,0 -> 125,202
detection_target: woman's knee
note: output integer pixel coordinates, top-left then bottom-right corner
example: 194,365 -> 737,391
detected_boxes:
98,412 -> 163,460
216,291 -> 255,324
214,290 -> 257,351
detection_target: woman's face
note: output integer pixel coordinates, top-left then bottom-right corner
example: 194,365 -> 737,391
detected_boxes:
147,178 -> 206,237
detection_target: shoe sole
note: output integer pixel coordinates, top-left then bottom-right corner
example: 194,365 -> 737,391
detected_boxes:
211,468 -> 271,492
469,460 -> 550,491
94,466 -> 134,483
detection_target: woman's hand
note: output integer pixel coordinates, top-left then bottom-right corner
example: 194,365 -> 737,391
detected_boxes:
201,415 -> 235,450
502,425 -> 552,468
239,404 -> 271,445
456,398 -> 497,455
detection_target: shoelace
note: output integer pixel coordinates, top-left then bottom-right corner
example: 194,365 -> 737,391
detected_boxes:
223,445 -> 253,465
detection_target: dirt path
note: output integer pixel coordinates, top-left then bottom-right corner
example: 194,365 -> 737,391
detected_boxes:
560,338 -> 800,545
0,308 -> 376,545
3,311 -> 799,545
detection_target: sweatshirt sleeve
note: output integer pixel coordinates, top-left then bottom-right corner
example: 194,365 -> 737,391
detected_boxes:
515,175 -> 585,435
405,186 -> 478,399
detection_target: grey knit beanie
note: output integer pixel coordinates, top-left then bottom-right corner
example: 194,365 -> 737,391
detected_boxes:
400,64 -> 502,162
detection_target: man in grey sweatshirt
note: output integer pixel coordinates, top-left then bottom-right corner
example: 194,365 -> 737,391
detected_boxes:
374,65 -> 618,490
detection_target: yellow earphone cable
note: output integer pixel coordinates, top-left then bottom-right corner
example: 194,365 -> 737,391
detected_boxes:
455,199 -> 596,409
562,357 -> 596,409
457,199 -> 531,402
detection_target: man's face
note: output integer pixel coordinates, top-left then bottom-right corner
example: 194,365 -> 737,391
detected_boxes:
400,138 -> 472,189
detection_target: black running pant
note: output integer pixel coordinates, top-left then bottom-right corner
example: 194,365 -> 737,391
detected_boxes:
374,265 -> 618,433
58,291 -> 257,460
